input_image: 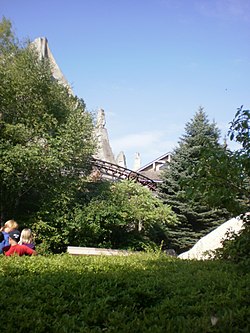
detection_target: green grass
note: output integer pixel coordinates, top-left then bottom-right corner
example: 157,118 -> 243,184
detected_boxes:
0,253 -> 249,332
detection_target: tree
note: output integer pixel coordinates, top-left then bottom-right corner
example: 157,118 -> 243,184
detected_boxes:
0,16 -> 16,53
229,105 -> 250,154
0,18 -> 95,223
33,180 -> 177,253
187,106 -> 250,214
159,107 -> 230,253
209,108 -> 249,269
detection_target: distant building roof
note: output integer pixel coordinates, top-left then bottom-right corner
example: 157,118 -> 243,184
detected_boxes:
136,152 -> 172,182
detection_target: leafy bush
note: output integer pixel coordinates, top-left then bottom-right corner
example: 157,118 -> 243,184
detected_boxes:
32,180 -> 177,253
0,253 -> 249,332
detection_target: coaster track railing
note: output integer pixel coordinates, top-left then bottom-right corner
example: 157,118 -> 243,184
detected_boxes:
91,158 -> 157,191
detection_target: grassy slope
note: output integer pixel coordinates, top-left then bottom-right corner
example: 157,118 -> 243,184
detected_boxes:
0,253 -> 249,333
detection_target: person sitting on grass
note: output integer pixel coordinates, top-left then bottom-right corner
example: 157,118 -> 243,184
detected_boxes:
0,219 -> 19,254
3,229 -> 37,256
19,228 -> 36,250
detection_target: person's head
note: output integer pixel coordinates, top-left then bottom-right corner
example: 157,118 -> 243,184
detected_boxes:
20,228 -> 34,244
8,229 -> 20,245
1,220 -> 19,233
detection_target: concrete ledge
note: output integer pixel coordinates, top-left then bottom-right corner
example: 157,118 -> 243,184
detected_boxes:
67,246 -> 130,256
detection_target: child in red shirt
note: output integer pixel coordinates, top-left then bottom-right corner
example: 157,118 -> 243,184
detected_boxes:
3,230 -> 37,256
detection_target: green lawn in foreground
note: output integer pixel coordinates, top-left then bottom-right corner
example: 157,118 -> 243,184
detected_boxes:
0,253 -> 249,332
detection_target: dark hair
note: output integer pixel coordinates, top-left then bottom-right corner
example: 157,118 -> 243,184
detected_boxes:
0,231 -> 4,243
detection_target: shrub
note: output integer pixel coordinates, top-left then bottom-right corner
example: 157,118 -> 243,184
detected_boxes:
0,253 -> 249,332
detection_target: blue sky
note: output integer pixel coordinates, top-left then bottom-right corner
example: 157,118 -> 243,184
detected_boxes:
1,0 -> 250,169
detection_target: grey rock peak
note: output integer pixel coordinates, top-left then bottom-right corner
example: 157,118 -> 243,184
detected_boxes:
30,37 -> 73,94
94,109 -> 116,164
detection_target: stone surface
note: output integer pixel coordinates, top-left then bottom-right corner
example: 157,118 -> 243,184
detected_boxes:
178,215 -> 245,260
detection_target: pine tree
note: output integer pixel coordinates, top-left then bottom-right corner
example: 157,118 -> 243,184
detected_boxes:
160,107 -> 230,253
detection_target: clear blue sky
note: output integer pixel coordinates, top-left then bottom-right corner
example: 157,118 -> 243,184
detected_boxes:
1,0 -> 250,169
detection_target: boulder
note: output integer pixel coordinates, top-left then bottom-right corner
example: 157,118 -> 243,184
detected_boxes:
178,215 -> 246,260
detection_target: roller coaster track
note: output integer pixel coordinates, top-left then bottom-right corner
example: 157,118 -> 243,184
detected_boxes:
91,158 -> 157,191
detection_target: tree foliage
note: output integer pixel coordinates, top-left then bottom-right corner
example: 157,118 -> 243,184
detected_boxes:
229,105 -> 250,156
0,16 -> 16,53
159,108 -> 230,253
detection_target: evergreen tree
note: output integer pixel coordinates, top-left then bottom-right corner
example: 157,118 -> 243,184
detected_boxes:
159,107 -> 230,253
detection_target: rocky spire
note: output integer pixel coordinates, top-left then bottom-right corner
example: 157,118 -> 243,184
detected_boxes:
30,37 -> 73,94
94,109 -> 116,164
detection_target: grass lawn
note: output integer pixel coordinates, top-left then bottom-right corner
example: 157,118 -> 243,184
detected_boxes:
0,253 -> 249,332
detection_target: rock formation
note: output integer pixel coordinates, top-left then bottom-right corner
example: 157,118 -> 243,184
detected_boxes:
30,37 -> 73,94
94,109 -> 116,164
178,215 -> 246,260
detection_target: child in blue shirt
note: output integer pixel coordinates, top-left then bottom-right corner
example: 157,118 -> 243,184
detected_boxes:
0,220 -> 19,254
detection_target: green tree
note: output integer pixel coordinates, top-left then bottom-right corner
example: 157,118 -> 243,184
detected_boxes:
229,105 -> 250,156
33,180 -> 177,252
159,107 -> 230,253
0,18 -> 95,223
229,105 -> 250,195
0,16 -> 16,53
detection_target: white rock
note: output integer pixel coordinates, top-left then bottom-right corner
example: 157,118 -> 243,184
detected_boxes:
178,216 -> 245,260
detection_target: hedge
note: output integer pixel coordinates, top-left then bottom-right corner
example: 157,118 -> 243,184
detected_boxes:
0,253 -> 249,332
